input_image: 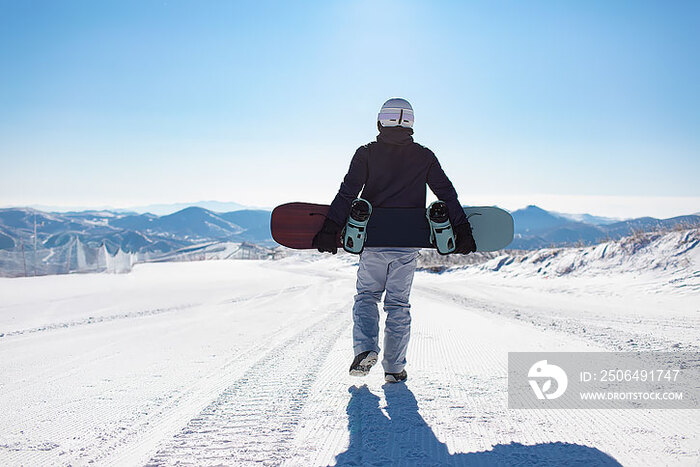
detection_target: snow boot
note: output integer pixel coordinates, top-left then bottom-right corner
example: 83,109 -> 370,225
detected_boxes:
384,369 -> 408,383
349,350 -> 378,376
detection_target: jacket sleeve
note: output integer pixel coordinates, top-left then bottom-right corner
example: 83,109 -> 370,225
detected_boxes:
426,151 -> 467,226
326,146 -> 369,226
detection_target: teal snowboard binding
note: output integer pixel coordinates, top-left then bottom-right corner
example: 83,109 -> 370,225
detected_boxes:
342,198 -> 372,254
427,200 -> 456,255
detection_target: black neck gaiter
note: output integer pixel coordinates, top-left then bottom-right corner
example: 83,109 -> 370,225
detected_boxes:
377,125 -> 414,145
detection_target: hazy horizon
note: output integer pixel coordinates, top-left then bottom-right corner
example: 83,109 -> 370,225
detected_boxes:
2,194 -> 699,220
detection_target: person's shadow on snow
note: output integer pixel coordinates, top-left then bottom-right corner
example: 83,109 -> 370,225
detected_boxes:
333,384 -> 622,466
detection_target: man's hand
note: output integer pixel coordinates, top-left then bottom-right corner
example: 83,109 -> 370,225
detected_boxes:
453,221 -> 477,254
312,218 -> 340,254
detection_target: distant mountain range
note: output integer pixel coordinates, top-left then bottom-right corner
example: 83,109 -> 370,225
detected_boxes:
20,201 -> 259,216
0,204 -> 697,254
509,205 -> 699,249
550,211 -> 620,225
0,207 -> 274,254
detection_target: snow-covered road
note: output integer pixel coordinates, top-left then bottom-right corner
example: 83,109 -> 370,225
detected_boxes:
0,255 -> 698,466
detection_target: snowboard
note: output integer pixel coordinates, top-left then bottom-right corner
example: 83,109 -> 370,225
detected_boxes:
270,202 -> 514,252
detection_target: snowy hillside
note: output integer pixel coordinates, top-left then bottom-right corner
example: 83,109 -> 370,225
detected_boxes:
418,227 -> 698,283
475,228 -> 699,280
0,228 -> 698,465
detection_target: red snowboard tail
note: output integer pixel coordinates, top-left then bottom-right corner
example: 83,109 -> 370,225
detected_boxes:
270,202 -> 341,249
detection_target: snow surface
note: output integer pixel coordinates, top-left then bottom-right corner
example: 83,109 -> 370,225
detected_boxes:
0,230 -> 698,466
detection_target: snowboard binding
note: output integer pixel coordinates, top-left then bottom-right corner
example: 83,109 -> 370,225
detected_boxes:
427,200 -> 456,255
342,198 -> 372,254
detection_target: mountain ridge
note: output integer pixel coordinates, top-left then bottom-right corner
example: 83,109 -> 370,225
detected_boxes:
1,205 -> 698,254
508,205 -> 699,249
0,206 -> 274,254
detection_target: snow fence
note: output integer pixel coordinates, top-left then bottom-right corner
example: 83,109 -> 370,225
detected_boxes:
0,238 -> 137,277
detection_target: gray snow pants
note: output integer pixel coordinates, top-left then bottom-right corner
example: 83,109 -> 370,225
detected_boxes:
352,247 -> 420,373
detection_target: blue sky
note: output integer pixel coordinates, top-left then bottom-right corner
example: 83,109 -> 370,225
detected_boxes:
1,0 -> 698,217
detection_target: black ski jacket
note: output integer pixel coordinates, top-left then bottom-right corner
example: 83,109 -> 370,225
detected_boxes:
327,126 -> 467,228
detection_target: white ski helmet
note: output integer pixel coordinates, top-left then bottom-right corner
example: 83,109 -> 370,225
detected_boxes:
378,98 -> 414,128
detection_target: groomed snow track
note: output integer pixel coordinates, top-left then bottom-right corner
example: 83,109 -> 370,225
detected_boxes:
0,255 -> 698,466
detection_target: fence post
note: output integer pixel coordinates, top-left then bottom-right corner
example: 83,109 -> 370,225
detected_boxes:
33,213 -> 37,276
20,239 -> 27,277
65,238 -> 74,274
